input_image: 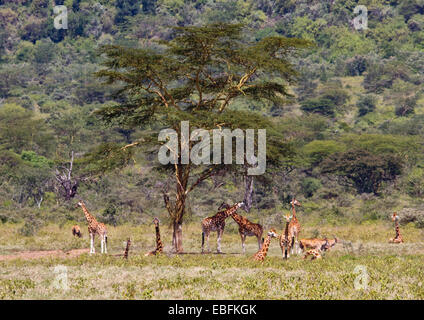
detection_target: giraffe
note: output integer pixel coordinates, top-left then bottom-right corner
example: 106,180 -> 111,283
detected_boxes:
201,202 -> 243,253
123,238 -> 131,259
75,200 -> 107,254
289,197 -> 302,255
303,249 -> 323,260
218,202 -> 263,253
252,228 -> 278,262
145,217 -> 164,256
389,212 -> 404,243
280,213 -> 295,259
71,225 -> 82,238
303,239 -> 330,260
299,237 -> 338,252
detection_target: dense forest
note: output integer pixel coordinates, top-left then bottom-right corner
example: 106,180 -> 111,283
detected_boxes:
0,0 -> 424,235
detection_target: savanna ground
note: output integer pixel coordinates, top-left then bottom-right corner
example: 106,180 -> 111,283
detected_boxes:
0,220 -> 423,300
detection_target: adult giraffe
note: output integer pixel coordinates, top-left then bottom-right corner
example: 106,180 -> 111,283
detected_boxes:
289,197 -> 302,255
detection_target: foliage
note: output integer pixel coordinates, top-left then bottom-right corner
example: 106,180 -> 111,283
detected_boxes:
321,149 -> 403,195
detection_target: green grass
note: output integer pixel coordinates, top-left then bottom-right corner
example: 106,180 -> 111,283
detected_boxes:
0,222 -> 423,299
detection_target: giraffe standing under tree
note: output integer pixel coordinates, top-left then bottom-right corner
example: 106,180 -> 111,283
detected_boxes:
218,203 -> 263,253
280,213 -> 293,259
289,198 -> 302,255
201,202 -> 243,253
75,200 -> 108,254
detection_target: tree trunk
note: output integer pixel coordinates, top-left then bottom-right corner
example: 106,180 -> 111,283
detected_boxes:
172,221 -> 183,253
164,163 -> 189,253
243,174 -> 254,212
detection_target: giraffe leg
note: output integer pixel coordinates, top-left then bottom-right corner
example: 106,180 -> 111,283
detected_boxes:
90,233 -> 95,254
101,236 -> 104,254
104,235 -> 107,254
217,230 -> 222,253
240,233 -> 246,253
257,236 -> 262,251
206,232 -> 211,253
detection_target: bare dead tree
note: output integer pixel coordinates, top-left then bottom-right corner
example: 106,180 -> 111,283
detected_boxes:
55,151 -> 79,201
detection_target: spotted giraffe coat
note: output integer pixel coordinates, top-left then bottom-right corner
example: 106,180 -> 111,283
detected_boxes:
252,229 -> 278,262
389,213 -> 404,243
201,202 -> 243,253
145,217 -> 163,256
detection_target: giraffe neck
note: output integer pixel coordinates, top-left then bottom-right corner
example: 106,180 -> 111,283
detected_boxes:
395,220 -> 401,237
155,225 -> 162,248
124,239 -> 131,259
231,212 -> 244,225
284,221 -> 290,237
224,204 -> 239,218
292,204 -> 297,219
260,235 -> 271,258
80,203 -> 97,225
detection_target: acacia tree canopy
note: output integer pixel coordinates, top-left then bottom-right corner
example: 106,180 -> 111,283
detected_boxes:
94,23 -> 310,252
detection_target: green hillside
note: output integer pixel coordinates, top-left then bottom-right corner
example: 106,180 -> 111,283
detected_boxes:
0,0 -> 423,232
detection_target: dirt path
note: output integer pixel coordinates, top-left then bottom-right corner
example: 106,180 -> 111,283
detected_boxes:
0,248 -> 90,261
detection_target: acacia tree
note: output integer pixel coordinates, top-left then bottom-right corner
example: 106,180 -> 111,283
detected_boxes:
95,23 -> 309,252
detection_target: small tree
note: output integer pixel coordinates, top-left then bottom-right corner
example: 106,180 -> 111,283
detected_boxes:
357,94 -> 376,117
321,148 -> 403,195
94,23 -> 310,252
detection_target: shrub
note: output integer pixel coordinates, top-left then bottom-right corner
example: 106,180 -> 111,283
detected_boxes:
301,178 -> 322,198
357,94 -> 377,116
301,97 -> 336,117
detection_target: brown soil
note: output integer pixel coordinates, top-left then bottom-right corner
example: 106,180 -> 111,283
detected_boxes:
0,248 -> 90,261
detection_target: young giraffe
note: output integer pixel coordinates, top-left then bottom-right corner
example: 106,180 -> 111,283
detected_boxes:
252,228 -> 279,262
280,213 -> 293,259
218,203 -> 264,253
201,202 -> 243,253
145,217 -> 163,256
303,238 -> 330,260
71,225 -> 82,238
289,198 -> 302,255
123,238 -> 131,259
389,212 -> 404,243
75,200 -> 107,254
303,249 -> 323,260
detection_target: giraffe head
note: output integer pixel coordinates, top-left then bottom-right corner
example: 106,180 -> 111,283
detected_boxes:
267,228 -> 278,238
392,212 -> 399,222
321,238 -> 330,251
75,200 -> 84,208
236,201 -> 244,208
290,198 -> 301,207
153,217 -> 160,227
218,202 -> 230,211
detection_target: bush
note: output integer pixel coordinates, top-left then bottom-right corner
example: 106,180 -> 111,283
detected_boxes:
357,94 -> 377,116
301,97 -> 336,117
301,178 -> 322,198
405,167 -> 424,197
18,215 -> 43,236
395,96 -> 417,117
398,208 -> 424,228
321,148 -> 403,195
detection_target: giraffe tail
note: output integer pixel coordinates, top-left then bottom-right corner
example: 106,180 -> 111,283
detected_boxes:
105,235 -> 108,245
202,232 -> 205,249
